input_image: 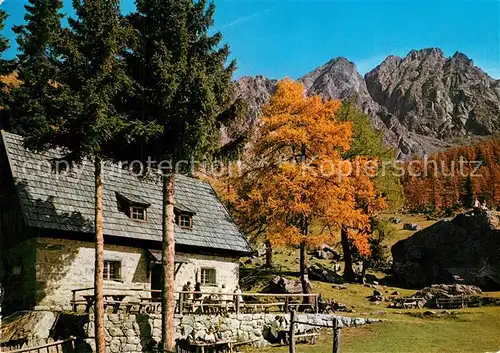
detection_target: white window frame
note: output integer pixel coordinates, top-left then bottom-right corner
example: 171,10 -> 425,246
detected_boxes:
103,260 -> 122,281
179,213 -> 192,229
200,268 -> 217,286
131,206 -> 147,221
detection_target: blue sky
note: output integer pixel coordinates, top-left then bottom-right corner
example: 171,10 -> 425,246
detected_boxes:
2,0 -> 499,79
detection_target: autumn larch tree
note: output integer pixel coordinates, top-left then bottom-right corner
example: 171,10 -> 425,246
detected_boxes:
402,139 -> 500,213
236,79 -> 379,296
124,0 -> 236,349
12,1 -> 159,352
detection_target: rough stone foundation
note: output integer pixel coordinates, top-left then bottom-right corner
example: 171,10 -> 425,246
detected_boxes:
80,313 -> 380,352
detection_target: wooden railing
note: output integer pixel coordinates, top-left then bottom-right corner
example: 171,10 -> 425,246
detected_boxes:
1,337 -> 79,353
70,287 -> 320,315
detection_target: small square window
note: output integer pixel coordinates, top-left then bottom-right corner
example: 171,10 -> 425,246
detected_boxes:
200,268 -> 216,285
104,260 -> 121,281
177,213 -> 192,229
131,206 -> 146,221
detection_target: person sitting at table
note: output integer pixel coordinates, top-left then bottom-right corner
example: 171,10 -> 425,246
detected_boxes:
205,326 -> 217,343
181,281 -> 193,302
270,315 -> 287,344
220,284 -> 229,307
180,282 -> 193,313
194,282 -> 202,301
234,285 -> 244,308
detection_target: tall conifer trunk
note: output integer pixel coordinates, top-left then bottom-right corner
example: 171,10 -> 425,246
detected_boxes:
341,227 -> 355,282
265,240 -> 273,268
94,155 -> 105,353
162,173 -> 175,352
299,241 -> 311,307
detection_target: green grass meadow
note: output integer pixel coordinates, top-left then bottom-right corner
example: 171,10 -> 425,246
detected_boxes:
240,214 -> 500,353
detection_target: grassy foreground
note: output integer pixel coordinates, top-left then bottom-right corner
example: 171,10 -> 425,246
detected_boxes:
242,300 -> 500,353
240,213 -> 500,353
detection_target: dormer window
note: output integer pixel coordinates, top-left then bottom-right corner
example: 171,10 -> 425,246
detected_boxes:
178,213 -> 192,229
116,192 -> 151,222
174,203 -> 196,230
131,206 -> 146,221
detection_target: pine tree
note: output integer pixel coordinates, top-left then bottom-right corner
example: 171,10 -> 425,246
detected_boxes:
336,101 -> 399,281
15,1 -> 159,352
11,0 -> 63,136
125,1 -> 236,349
0,9 -> 16,130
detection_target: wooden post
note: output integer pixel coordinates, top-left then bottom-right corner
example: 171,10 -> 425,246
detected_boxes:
72,290 -> 76,312
284,296 -> 289,313
332,318 -> 340,353
179,295 -> 184,315
315,295 -> 319,313
289,310 -> 296,353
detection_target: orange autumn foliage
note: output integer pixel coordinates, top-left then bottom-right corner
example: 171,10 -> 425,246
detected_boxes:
236,78 -> 386,256
403,138 -> 500,212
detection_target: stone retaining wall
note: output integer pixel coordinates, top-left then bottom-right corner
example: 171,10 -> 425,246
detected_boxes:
81,313 -> 380,352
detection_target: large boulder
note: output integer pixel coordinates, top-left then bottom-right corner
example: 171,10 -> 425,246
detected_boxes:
267,276 -> 303,294
414,284 -> 482,301
0,311 -> 58,347
308,264 -> 342,283
392,210 -> 500,290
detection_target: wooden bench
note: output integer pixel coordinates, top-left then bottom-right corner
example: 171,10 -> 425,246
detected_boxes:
435,296 -> 478,309
241,302 -> 285,313
295,332 -> 319,344
392,297 -> 424,309
278,329 -> 319,345
288,302 -> 317,313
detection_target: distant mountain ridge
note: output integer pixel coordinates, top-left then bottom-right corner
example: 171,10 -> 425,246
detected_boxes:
234,48 -> 500,159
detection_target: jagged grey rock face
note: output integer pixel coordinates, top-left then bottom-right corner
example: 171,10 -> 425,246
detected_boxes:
233,48 -> 500,160
299,58 -> 398,147
365,48 -> 500,140
300,58 -> 380,124
234,75 -> 277,126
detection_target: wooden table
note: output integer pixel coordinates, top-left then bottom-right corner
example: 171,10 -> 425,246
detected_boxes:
82,294 -> 127,313
83,295 -> 95,313
139,297 -> 161,313
184,340 -> 236,353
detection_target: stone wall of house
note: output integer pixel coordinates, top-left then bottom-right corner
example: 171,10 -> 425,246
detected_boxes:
79,313 -> 379,352
1,238 -> 37,313
173,253 -> 239,293
32,237 -> 240,310
35,237 -> 150,310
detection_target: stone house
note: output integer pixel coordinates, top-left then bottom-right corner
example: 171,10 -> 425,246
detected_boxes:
0,131 -> 252,314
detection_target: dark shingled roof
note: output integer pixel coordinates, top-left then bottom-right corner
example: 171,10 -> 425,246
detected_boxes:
1,131 -> 252,255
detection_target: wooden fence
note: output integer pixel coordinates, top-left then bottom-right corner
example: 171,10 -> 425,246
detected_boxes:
289,311 -> 341,353
0,337 -> 79,353
70,287 -> 320,315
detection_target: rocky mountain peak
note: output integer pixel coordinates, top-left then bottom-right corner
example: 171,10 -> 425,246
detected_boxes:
407,47 -> 445,60
232,48 -> 500,159
450,51 -> 473,64
366,49 -> 500,142
299,57 -> 394,142
234,75 -> 277,125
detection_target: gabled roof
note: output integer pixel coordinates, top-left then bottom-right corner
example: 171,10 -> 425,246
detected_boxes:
116,191 -> 151,207
1,131 -> 252,255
